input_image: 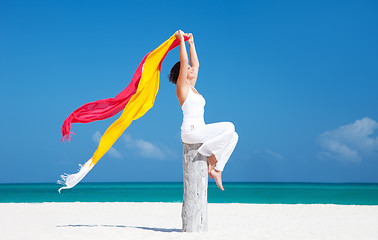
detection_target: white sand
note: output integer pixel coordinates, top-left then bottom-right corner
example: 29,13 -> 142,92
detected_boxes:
1,202 -> 377,240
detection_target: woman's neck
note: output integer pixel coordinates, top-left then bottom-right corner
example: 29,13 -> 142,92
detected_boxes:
186,80 -> 195,87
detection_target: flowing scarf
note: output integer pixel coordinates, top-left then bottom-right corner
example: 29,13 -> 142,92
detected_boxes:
58,34 -> 188,192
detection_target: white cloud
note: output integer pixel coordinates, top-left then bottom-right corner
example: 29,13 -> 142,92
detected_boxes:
124,134 -> 166,159
92,131 -> 122,158
317,117 -> 378,162
253,148 -> 284,160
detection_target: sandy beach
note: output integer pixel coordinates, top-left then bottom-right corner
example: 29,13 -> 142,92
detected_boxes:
0,202 -> 377,240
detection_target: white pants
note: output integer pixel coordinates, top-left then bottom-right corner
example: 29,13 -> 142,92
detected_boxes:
181,122 -> 238,171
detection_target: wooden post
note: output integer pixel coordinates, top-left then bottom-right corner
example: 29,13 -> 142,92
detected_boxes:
181,143 -> 208,232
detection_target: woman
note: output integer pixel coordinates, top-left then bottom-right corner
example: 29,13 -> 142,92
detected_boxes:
169,30 -> 239,191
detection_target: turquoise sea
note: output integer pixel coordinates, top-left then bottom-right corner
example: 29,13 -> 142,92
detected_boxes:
0,182 -> 378,205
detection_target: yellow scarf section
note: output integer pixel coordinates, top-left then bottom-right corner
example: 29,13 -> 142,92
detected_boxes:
58,34 -> 177,192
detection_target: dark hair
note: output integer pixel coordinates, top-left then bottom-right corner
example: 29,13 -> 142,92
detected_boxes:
168,61 -> 180,85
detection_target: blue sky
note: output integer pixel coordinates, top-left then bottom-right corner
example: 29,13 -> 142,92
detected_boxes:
1,0 -> 377,183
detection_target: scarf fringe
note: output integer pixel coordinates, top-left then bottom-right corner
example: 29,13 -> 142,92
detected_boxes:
61,131 -> 75,143
57,158 -> 94,193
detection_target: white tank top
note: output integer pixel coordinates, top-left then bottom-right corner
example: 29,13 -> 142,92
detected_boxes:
181,84 -> 206,131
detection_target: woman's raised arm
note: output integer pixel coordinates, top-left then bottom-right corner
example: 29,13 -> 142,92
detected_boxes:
176,30 -> 189,86
188,33 -> 199,69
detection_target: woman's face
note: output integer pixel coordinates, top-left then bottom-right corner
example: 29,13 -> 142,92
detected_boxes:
187,65 -> 196,80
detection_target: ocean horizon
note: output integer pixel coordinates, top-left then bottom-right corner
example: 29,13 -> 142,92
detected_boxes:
1,182 -> 378,205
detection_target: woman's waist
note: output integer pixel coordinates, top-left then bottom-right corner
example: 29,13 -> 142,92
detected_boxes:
182,111 -> 204,120
182,116 -> 205,124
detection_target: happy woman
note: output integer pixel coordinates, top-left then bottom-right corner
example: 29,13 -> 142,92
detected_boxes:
169,30 -> 239,191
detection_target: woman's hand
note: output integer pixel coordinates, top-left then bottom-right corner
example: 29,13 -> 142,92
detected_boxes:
175,30 -> 185,41
188,33 -> 194,45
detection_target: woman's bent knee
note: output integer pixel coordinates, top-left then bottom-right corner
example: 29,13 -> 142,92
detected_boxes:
223,122 -> 235,135
234,132 -> 239,142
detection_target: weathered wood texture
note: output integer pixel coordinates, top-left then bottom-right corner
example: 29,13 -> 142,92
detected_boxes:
181,143 -> 208,232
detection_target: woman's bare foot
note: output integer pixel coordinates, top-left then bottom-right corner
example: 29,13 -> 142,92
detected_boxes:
208,154 -> 217,175
210,169 -> 224,191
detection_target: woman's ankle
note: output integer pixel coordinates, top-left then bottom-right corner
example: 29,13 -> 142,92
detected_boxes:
208,154 -> 218,165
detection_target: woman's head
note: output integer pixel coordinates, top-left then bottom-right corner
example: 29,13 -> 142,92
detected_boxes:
168,61 -> 180,85
168,61 -> 196,85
